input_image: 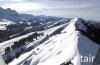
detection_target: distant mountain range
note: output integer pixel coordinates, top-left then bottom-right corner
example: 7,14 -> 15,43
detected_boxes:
0,7 -> 69,23
0,7 -> 71,30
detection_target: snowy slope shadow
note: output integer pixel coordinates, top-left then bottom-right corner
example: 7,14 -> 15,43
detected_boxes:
77,33 -> 99,65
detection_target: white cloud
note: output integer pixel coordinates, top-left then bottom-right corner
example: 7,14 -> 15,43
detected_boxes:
0,0 -> 23,2
2,2 -> 45,12
10,0 -> 23,2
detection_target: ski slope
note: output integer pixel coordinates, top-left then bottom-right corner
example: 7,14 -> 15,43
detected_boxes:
8,18 -> 99,65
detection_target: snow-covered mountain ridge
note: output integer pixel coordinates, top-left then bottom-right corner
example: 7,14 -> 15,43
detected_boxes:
7,18 -> 100,65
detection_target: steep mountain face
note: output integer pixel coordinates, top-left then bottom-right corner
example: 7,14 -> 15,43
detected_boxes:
6,18 -> 99,65
75,18 -> 100,44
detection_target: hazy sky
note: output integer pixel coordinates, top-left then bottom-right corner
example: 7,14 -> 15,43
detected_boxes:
0,0 -> 100,21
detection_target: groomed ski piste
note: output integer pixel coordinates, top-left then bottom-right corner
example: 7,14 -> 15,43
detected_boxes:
0,18 -> 99,65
